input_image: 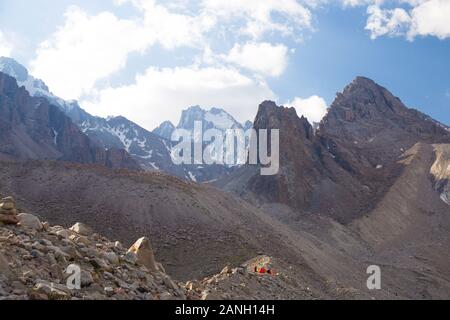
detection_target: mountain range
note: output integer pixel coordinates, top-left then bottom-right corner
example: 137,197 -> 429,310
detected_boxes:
1,55 -> 450,300
0,57 -> 251,182
219,77 -> 450,223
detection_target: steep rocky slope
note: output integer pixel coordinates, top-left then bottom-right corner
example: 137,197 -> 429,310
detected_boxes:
318,77 -> 450,220
3,155 -> 449,299
0,160 -> 319,285
0,198 -> 361,301
0,197 -> 186,300
219,77 -> 450,223
211,78 -> 450,299
218,100 -> 372,223
0,71 -> 139,170
431,144 -> 450,205
349,143 -> 450,299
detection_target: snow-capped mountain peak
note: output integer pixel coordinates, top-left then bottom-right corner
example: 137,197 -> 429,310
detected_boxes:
176,106 -> 243,132
0,56 -> 29,82
0,57 -> 78,113
152,121 -> 175,140
0,56 -> 50,96
243,120 -> 253,130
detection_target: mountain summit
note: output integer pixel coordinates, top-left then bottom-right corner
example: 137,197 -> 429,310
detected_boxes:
0,57 -> 30,82
152,121 -> 175,140
0,71 -> 139,169
220,77 -> 450,223
176,106 -> 243,132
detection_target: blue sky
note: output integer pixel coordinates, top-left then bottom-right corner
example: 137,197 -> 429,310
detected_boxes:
0,0 -> 449,130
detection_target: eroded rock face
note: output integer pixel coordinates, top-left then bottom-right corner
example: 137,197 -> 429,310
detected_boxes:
222,77 -> 450,223
430,144 -> 450,205
319,77 -> 450,173
228,100 -> 369,223
0,196 -> 185,300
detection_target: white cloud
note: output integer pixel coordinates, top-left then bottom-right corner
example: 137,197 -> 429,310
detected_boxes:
201,0 -> 313,39
30,2 -> 214,100
366,5 -> 411,39
286,95 -> 328,123
30,6 -> 152,100
26,0 -> 449,134
223,42 -> 289,77
27,0 -> 313,131
408,0 -> 450,39
0,31 -> 13,57
117,0 -> 214,49
365,0 -> 450,40
342,0 -> 373,7
82,65 -> 275,130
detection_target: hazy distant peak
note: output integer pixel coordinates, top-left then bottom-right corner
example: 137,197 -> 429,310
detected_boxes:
0,56 -> 29,82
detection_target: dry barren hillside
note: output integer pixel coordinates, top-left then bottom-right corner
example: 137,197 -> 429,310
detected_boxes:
350,143 -> 450,298
0,159 -> 339,298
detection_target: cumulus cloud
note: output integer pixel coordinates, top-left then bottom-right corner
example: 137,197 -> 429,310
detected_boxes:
82,65 -> 275,130
341,0 -> 373,7
366,5 -> 411,39
365,0 -> 450,40
116,0 -> 214,49
25,0 -> 450,133
30,2 -> 215,100
0,31 -> 13,57
30,6 -> 152,100
286,95 -> 328,124
201,0 -> 313,39
28,0 -> 318,130
408,0 -> 450,39
223,42 -> 289,77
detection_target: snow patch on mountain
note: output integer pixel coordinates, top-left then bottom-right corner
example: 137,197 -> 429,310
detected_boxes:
187,171 -> 197,182
52,129 -> 58,145
104,125 -> 133,152
441,193 -> 449,205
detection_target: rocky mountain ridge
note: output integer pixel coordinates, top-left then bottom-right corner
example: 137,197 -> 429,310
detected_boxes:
0,71 -> 139,170
0,57 -> 244,182
219,77 -> 450,223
